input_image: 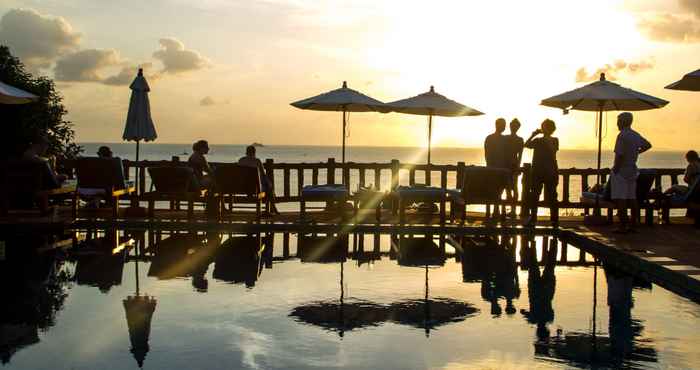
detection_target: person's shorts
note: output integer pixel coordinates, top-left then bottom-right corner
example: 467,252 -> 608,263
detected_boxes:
611,173 -> 636,200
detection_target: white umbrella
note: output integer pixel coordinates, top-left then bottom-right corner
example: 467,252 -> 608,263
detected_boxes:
291,81 -> 385,163
386,86 -> 483,164
541,73 -> 668,210
0,80 -> 38,104
665,68 -> 700,91
123,68 -> 157,192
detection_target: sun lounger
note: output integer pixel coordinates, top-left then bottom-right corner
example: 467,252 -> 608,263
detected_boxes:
0,159 -> 74,215
394,185 -> 450,224
75,157 -> 135,218
299,184 -> 350,221
449,166 -> 511,223
141,166 -> 206,220
580,169 -> 657,225
212,164 -> 267,221
657,176 -> 700,225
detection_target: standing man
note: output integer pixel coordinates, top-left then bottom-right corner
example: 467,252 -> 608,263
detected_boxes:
611,112 -> 651,233
484,118 -> 507,169
505,119 -> 525,217
484,118 -> 507,217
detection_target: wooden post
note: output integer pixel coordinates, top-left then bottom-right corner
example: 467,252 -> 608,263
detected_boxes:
283,168 -> 290,198
327,158 -> 336,185
521,163 -> 531,218
264,159 -> 275,193
297,169 -> 305,197
391,159 -> 400,190
456,162 -> 465,189
426,167 -> 432,186
374,168 -> 381,191
409,168 -> 416,186
359,168 -> 365,189
342,163 -> 350,188
562,173 -> 570,206
582,173 -> 590,215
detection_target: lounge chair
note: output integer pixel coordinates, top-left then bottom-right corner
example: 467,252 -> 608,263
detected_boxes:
449,166 -> 511,223
299,184 -> 350,222
141,166 -> 206,220
657,176 -> 700,225
74,157 -> 135,218
581,169 -> 657,225
212,164 -> 266,221
0,159 -> 73,216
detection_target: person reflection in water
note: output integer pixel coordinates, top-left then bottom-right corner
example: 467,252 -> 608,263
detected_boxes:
521,236 -> 557,342
604,263 -> 635,363
478,237 -> 520,317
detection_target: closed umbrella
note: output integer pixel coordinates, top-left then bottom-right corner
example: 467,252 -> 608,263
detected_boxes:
541,73 -> 668,212
665,68 -> 700,91
291,81 -> 385,163
122,68 -> 157,192
0,80 -> 38,104
386,86 -> 483,164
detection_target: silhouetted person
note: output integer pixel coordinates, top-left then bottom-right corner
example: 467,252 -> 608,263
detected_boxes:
484,118 -> 507,169
505,119 -> 524,217
665,150 -> 699,196
21,132 -> 66,186
238,145 -> 279,214
611,112 -> 651,233
524,119 -> 559,227
97,146 -> 113,158
188,139 -> 213,189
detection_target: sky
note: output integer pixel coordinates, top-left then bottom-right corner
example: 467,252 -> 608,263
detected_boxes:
1,0 -> 699,150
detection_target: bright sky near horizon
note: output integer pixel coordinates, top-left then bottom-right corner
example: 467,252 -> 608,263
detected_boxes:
1,0 -> 699,150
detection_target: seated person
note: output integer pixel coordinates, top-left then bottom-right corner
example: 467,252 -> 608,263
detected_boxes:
188,140 -> 213,189
22,132 -> 67,188
665,150 -> 700,195
238,145 -> 279,214
97,145 -> 113,158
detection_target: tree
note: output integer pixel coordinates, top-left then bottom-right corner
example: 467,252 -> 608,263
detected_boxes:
0,45 -> 81,160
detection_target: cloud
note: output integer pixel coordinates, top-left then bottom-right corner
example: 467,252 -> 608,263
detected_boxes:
575,59 -> 655,82
153,38 -> 209,74
638,13 -> 700,42
102,63 -> 159,86
54,48 -> 121,82
200,96 -> 216,106
0,8 -> 81,70
636,0 -> 700,43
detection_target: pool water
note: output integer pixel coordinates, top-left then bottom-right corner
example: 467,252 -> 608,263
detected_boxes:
1,232 -> 699,369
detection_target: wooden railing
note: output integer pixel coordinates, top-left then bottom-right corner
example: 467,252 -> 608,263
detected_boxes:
118,158 -> 684,211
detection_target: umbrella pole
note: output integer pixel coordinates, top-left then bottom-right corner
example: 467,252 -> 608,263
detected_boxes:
135,237 -> 140,296
427,115 -> 433,164
594,108 -> 603,216
135,140 -> 140,195
342,108 -> 346,164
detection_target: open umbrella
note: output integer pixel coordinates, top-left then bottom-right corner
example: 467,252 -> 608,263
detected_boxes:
386,86 -> 483,164
665,68 -> 700,91
123,69 -> 157,192
291,81 -> 385,163
0,80 -> 38,104
541,73 -> 668,213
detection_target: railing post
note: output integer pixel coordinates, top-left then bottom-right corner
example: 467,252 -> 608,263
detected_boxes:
327,158 -> 336,185
139,161 -> 146,195
342,163 -> 350,188
582,172 -> 590,215
562,173 -> 570,206
425,166 -> 431,186
521,163 -> 531,215
456,162 -> 465,189
391,159 -> 400,190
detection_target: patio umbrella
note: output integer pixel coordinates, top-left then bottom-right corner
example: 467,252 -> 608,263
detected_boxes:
386,86 -> 483,164
0,80 -> 38,104
665,68 -> 700,91
291,81 -> 385,163
541,73 -> 668,212
123,68 -> 157,192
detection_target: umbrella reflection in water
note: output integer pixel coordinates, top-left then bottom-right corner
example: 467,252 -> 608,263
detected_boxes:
123,236 -> 156,368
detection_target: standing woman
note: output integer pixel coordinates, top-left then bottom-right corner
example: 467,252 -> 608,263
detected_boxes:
523,119 -> 559,227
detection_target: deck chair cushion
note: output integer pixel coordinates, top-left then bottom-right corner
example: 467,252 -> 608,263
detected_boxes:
213,163 -> 262,195
76,157 -> 129,190
148,166 -> 199,192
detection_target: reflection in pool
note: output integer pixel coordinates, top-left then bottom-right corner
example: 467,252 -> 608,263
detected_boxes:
1,230 -> 699,369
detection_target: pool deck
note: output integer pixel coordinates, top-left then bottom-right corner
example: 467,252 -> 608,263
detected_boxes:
2,207 -> 700,301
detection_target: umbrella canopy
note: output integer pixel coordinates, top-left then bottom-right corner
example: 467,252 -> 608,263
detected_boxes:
291,81 -> 385,164
123,69 -> 157,142
386,86 -> 483,164
0,80 -> 38,104
665,68 -> 700,91
541,73 -> 668,213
